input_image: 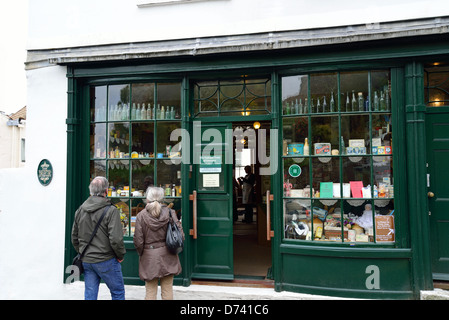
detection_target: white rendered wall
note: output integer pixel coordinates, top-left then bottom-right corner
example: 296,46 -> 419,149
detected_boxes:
28,0 -> 449,50
0,65 -> 68,299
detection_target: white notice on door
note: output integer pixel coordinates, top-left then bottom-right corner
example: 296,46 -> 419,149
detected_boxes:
203,174 -> 220,187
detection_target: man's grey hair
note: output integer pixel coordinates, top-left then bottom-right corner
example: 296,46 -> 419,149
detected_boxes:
89,176 -> 109,196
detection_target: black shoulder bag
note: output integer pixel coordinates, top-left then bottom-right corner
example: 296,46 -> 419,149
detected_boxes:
72,205 -> 111,274
166,209 -> 184,255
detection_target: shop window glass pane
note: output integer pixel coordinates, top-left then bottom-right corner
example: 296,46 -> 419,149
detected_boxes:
340,71 -> 368,113
343,199 -> 374,243
90,160 -> 106,181
194,81 -> 219,117
130,198 -> 146,236
282,75 -> 308,115
373,156 -> 393,197
157,161 -> 182,194
310,73 -> 338,113
90,123 -> 106,159
282,117 -> 308,156
131,83 -> 155,120
108,84 -> 130,121
283,157 -> 310,197
108,123 -> 130,158
131,159 -> 154,194
90,86 -> 107,122
311,157 -> 340,198
131,123 -> 154,158
371,70 -> 391,111
167,198 -> 182,220
109,160 -> 130,197
157,83 -> 181,119
342,156 -> 371,189
284,199 -> 311,240
156,121 -> 182,157
424,64 -> 449,107
341,114 -> 370,154
311,115 -> 339,154
372,114 -> 392,152
111,198 -> 130,237
247,80 -> 271,113
312,199 -> 342,242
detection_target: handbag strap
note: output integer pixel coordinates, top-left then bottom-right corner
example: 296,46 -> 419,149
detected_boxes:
80,205 -> 111,258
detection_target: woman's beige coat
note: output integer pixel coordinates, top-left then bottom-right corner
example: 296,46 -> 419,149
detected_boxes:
133,205 -> 183,281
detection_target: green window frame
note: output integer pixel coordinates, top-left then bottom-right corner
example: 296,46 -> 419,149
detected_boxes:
89,82 -> 182,238
281,70 -> 395,245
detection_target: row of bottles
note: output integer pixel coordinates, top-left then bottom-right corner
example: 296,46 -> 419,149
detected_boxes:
283,88 -> 390,115
94,104 -> 179,121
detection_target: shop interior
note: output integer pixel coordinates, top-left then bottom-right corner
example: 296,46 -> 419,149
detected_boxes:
231,121 -> 272,281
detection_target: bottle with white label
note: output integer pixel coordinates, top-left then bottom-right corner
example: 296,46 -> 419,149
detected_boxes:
304,138 -> 309,155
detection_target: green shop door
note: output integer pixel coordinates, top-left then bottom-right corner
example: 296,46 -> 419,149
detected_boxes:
190,121 -> 234,280
426,107 -> 449,280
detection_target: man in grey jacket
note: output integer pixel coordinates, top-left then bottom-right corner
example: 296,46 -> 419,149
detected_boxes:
72,176 -> 126,300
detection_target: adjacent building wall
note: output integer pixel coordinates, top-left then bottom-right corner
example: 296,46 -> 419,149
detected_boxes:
0,65 -> 67,299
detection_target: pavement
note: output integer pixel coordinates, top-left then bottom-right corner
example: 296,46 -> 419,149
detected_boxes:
61,281 -> 449,300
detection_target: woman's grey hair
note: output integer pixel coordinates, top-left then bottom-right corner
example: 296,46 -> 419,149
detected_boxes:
89,176 -> 109,196
145,187 -> 165,218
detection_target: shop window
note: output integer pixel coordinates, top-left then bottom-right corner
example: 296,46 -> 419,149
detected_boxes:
282,70 -> 394,244
424,63 -> 449,107
193,77 -> 271,117
89,82 -> 182,238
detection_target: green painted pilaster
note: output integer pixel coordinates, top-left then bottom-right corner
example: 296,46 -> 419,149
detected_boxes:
404,62 -> 433,296
64,67 -> 83,282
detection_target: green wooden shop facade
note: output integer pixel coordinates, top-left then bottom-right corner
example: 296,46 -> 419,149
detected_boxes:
62,29 -> 449,299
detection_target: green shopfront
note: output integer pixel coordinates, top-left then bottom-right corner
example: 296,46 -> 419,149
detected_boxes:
63,29 -> 449,299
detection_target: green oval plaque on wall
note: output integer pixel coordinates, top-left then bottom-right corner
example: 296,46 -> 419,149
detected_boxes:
37,159 -> 53,186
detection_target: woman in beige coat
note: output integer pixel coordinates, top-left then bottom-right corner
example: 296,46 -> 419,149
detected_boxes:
133,187 -> 184,300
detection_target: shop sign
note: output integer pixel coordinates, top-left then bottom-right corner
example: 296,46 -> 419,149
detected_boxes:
375,215 -> 395,242
289,164 -> 301,177
37,159 -> 53,186
199,155 -> 222,173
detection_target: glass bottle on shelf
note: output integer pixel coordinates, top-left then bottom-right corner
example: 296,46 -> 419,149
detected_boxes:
380,91 -> 386,111
304,138 -> 309,155
323,96 -> 328,113
345,93 -> 349,112
131,103 -> 137,120
141,103 -> 147,120
351,91 -> 357,112
330,91 -> 335,112
305,98 -> 308,113
299,99 -> 304,114
147,104 -> 152,119
165,107 -> 170,119
374,91 -> 379,111
316,98 -> 321,113
136,104 -> 141,120
156,104 -> 161,119
310,98 -> 315,113
295,99 -> 299,114
357,92 -> 364,112
385,86 -> 390,111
